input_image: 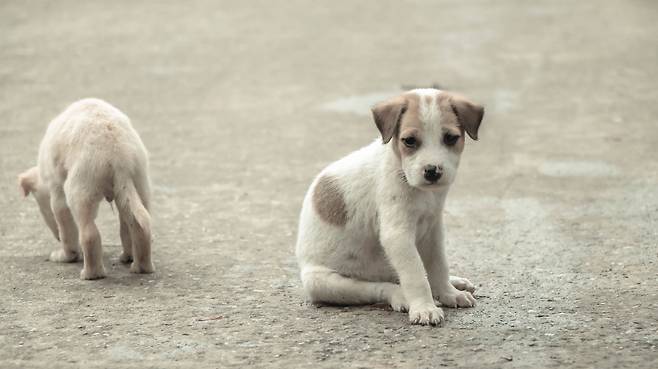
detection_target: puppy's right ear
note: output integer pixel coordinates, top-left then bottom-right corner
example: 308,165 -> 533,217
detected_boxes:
18,167 -> 39,197
372,96 -> 407,144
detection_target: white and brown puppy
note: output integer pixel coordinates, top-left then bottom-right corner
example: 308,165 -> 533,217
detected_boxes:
18,98 -> 154,280
296,89 -> 484,325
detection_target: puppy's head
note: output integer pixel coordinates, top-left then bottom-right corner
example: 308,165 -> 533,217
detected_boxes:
18,166 -> 41,198
18,167 -> 59,240
372,89 -> 484,190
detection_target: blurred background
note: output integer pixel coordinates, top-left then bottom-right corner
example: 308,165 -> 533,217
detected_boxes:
1,1 -> 656,368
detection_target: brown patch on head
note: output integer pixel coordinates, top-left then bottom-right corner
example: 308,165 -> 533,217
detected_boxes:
395,93 -> 425,159
436,94 -> 465,152
371,95 -> 407,144
312,175 -> 348,226
373,90 -> 483,159
424,95 -> 433,106
437,92 -> 484,140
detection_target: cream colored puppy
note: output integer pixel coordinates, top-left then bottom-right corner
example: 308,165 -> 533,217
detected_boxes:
296,89 -> 484,325
18,98 -> 154,280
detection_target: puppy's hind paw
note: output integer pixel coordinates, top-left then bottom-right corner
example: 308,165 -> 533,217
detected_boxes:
49,249 -> 80,263
80,266 -> 106,280
119,252 -> 133,264
438,290 -> 476,308
449,276 -> 476,293
130,261 -> 155,274
389,288 -> 408,313
408,303 -> 444,326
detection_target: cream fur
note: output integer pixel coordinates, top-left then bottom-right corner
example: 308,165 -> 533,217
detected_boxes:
18,98 -> 154,280
296,89 -> 482,326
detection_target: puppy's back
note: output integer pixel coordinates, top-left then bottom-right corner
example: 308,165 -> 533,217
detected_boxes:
41,98 -> 147,171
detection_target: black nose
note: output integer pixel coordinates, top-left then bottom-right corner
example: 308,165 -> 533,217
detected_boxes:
424,165 -> 442,183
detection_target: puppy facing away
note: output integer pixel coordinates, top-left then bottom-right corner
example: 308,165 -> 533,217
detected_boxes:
296,89 -> 484,325
18,98 -> 154,280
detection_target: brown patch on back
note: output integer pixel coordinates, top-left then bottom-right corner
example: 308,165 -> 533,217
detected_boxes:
313,175 -> 348,226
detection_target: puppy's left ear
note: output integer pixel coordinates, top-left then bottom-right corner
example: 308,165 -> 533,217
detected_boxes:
372,96 -> 407,144
18,167 -> 39,197
450,95 -> 484,141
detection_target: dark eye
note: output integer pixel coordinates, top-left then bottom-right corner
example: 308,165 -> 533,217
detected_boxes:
401,136 -> 417,148
443,133 -> 460,146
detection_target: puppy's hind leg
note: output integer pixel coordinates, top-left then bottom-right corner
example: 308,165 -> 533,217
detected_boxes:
115,178 -> 154,274
49,187 -> 80,263
301,265 -> 405,310
118,215 -> 132,264
449,276 -> 476,293
69,195 -> 106,280
126,206 -> 153,274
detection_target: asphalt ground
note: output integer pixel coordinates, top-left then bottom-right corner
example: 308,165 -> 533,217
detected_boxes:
1,1 -> 656,368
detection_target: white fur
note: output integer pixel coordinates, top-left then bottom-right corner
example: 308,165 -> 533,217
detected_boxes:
296,89 -> 476,325
18,98 -> 154,280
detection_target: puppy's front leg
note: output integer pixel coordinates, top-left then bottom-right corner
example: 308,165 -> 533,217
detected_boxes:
49,188 -> 80,262
424,222 -> 476,308
380,215 -> 443,325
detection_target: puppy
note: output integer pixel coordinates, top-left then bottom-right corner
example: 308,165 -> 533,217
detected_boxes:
18,98 -> 154,280
296,89 -> 484,325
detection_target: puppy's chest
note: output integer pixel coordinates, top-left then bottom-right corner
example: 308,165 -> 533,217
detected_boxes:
415,213 -> 438,239
409,194 -> 443,237
410,192 -> 443,215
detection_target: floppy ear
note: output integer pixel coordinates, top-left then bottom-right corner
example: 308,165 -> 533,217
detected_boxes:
450,94 -> 484,141
372,96 -> 407,144
18,167 -> 39,197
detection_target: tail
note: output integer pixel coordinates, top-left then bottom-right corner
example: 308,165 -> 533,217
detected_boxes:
114,176 -> 151,241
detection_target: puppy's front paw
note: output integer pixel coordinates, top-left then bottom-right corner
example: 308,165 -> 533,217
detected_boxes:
49,249 -> 80,263
438,289 -> 476,308
130,261 -> 155,274
408,303 -> 444,326
80,266 -> 106,280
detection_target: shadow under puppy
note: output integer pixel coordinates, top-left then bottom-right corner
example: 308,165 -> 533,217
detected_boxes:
18,98 -> 154,280
296,88 -> 484,325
